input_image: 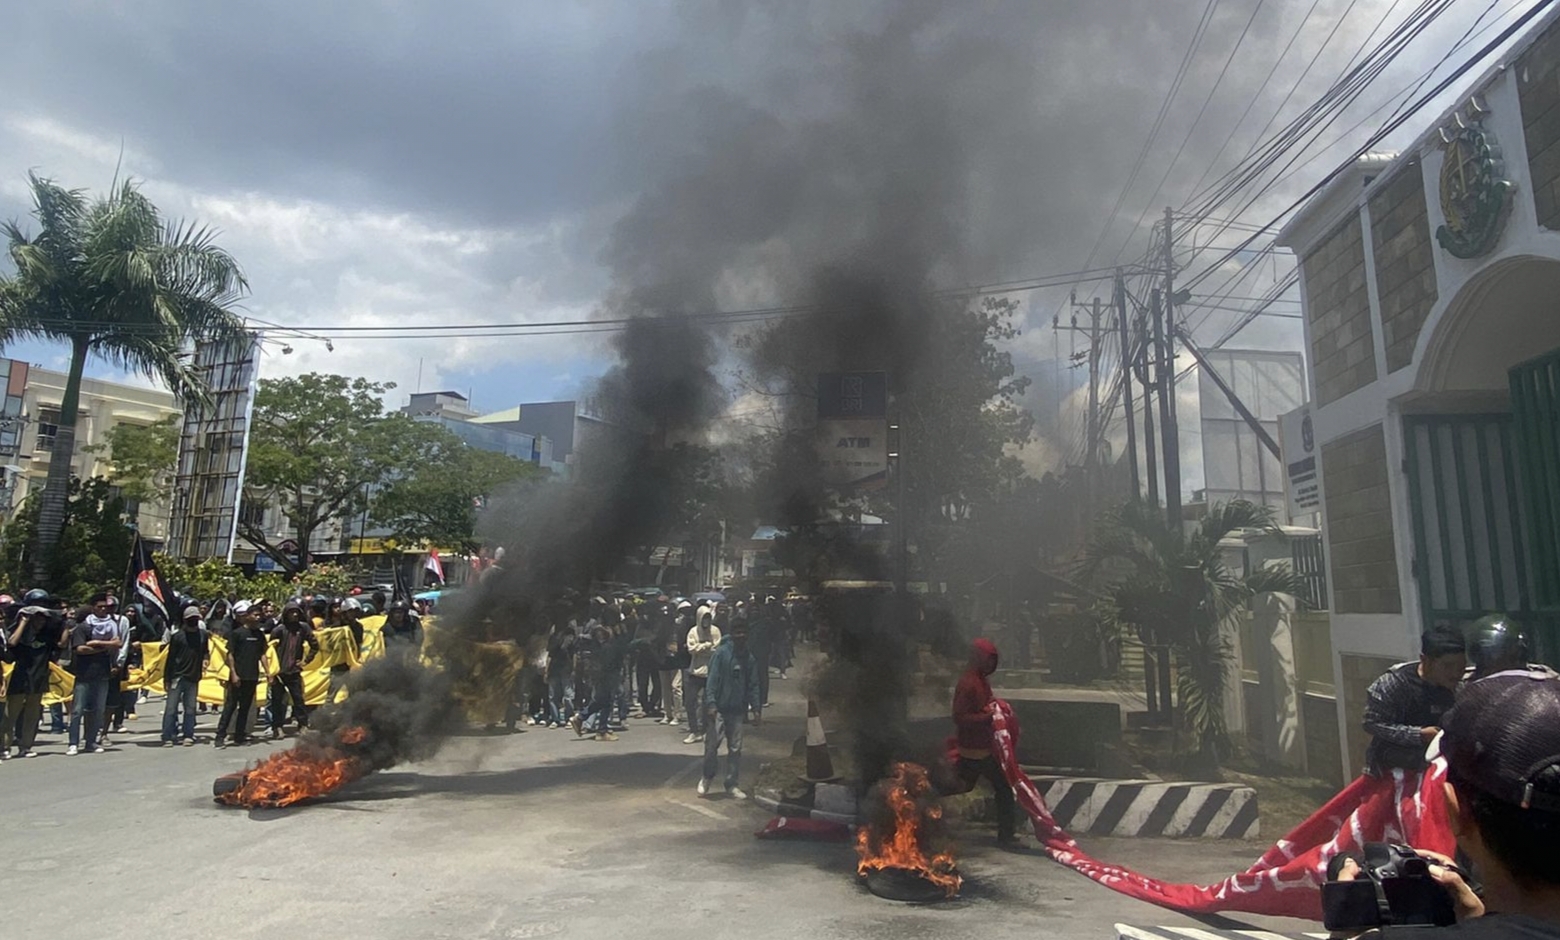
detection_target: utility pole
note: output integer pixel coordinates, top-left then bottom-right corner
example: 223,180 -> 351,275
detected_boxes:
1059,296 -> 1108,516
1139,291 -> 1159,508
1159,206 -> 1183,531
1114,271 -> 1140,501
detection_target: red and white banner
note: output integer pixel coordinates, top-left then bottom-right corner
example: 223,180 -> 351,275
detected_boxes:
989,698 -> 1456,921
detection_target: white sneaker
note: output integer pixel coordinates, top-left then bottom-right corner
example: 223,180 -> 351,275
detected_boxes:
683,733 -> 700,745
696,778 -> 709,796
66,745 -> 78,756
728,786 -> 748,800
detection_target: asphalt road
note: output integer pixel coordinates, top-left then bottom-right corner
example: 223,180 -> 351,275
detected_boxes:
3,675 -> 1322,940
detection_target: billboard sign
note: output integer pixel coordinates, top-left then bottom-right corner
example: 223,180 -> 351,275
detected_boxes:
1279,404 -> 1321,520
816,372 -> 888,487
165,333 -> 262,562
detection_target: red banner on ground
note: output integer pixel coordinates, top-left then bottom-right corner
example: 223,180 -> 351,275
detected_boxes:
989,698 -> 1456,921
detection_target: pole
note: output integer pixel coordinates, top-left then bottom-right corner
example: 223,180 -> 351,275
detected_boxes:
1140,293 -> 1159,508
1160,207 -> 1183,530
1115,271 -> 1141,500
1086,298 -> 1101,472
1086,298 -> 1101,514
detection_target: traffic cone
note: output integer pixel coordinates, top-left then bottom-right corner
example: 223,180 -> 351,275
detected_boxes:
801,699 -> 840,783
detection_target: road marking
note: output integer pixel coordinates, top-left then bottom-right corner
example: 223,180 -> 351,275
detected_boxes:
667,798 -> 727,820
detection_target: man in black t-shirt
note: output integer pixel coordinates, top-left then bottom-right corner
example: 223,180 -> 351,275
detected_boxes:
215,601 -> 265,747
160,606 -> 208,746
68,595 -> 122,755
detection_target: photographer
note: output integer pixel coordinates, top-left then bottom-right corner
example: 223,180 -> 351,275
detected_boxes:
1362,624 -> 1466,777
1332,672 -> 1560,937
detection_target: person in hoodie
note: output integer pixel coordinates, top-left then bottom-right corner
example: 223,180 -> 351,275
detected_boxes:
268,601 -> 319,738
683,608 -> 721,745
697,619 -> 760,799
951,637 -> 1018,846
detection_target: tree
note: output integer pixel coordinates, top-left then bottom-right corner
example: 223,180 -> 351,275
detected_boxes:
0,476 -> 134,599
1084,499 -> 1311,770
371,429 -> 544,553
241,373 -> 425,573
83,413 -> 180,505
0,173 -> 249,587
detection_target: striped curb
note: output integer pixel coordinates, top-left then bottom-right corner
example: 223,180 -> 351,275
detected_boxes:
754,788 -> 858,826
1115,923 -> 1323,940
1029,775 -> 1258,839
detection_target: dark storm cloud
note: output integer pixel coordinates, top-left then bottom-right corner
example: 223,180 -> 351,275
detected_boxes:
2,2 -> 662,227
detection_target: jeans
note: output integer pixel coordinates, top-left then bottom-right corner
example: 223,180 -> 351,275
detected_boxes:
684,674 -> 707,733
161,675 -> 200,742
70,677 -> 112,748
659,669 -> 681,723
269,673 -> 309,730
216,680 -> 259,743
7,692 -> 43,753
546,674 -> 574,724
754,647 -> 771,707
588,675 -> 617,733
956,755 -> 1016,840
636,655 -> 662,714
701,709 -> 745,790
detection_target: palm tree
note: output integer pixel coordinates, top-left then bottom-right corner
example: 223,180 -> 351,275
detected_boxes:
0,173 -> 249,585
1084,499 -> 1310,769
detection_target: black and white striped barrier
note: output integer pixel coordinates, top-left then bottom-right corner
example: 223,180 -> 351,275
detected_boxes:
1022,775 -> 1259,840
1115,923 -> 1322,940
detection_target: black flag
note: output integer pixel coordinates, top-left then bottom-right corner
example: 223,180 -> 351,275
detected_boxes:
125,532 -> 175,625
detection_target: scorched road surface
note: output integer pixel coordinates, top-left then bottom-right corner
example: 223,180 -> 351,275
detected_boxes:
3,683 -> 1315,940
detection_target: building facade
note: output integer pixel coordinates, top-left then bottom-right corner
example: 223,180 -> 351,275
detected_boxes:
1279,8 -> 1560,777
1,360 -> 182,545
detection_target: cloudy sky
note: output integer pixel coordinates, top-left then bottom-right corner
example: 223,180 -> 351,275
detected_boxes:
0,1 -> 1538,480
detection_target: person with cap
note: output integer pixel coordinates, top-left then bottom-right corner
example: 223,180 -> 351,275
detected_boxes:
949,637 -> 1019,846
1363,624 -> 1467,778
382,600 -> 421,659
1333,672 -> 1560,936
160,605 -> 209,747
215,601 -> 266,747
1465,615 -> 1559,683
326,598 -> 367,704
269,601 -> 318,737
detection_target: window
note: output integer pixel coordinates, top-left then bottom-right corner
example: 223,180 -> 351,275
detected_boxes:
34,407 -> 60,451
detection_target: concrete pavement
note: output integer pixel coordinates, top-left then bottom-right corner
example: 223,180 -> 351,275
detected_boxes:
1,675 -> 1322,940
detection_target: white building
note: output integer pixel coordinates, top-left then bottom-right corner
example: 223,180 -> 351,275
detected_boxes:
1279,9 -> 1560,777
1,359 -> 182,544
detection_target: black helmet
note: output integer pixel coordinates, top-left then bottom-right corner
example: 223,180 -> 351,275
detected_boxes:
1467,614 -> 1530,680
22,588 -> 50,605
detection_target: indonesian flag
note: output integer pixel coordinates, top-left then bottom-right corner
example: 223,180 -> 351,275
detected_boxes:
987,698 -> 1455,921
424,550 -> 445,584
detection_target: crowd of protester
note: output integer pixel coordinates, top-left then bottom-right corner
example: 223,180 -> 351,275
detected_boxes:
0,587 -> 426,759
528,590 -> 810,799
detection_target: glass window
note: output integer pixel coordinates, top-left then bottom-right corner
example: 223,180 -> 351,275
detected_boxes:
35,407 -> 60,450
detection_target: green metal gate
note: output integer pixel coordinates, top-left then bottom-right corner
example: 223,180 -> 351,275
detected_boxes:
1403,415 -> 1532,631
1511,350 -> 1560,611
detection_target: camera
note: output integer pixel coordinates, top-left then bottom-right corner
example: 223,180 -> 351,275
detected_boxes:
1322,843 -> 1459,931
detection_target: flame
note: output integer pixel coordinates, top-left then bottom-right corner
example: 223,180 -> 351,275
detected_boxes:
855,761 -> 962,896
217,726 -> 369,809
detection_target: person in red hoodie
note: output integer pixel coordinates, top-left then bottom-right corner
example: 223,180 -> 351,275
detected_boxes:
952,637 -> 1018,845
